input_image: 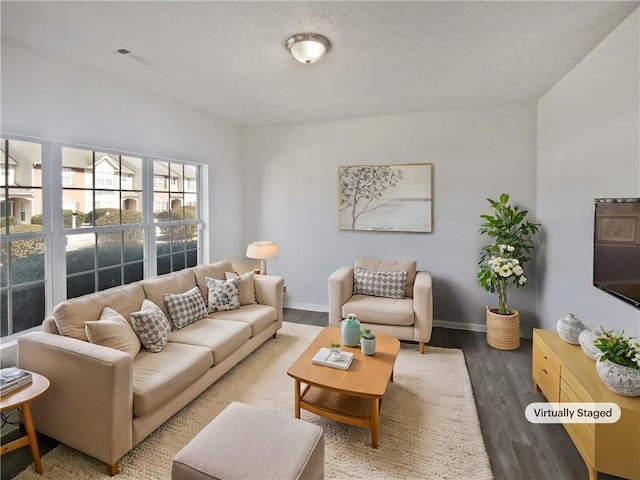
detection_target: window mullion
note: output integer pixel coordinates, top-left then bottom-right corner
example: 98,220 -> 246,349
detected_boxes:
48,142 -> 66,311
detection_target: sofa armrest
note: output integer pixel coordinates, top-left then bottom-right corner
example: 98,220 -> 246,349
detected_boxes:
413,271 -> 433,344
254,274 -> 284,328
17,331 -> 133,466
328,266 -> 354,326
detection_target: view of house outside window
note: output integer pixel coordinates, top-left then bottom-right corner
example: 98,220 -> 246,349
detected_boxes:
153,161 -> 199,275
0,138 -> 46,337
0,136 -> 203,339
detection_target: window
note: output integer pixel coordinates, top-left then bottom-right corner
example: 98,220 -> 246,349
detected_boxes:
0,138 -> 46,337
62,167 -> 74,185
154,160 -> 200,275
0,136 -> 203,338
153,175 -> 166,189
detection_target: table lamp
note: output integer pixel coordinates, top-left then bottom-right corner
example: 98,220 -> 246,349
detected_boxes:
246,241 -> 280,275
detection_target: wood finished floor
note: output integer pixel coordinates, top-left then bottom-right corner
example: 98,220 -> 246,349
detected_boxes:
284,308 -> 623,480
1,308 -> 624,480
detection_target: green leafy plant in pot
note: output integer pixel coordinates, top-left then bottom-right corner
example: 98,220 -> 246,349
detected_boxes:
478,194 -> 540,350
360,328 -> 376,356
593,329 -> 640,397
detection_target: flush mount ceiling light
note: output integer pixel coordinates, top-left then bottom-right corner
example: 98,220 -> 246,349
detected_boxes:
285,33 -> 331,65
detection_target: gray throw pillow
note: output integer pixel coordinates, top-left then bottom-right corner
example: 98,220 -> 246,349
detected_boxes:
353,267 -> 408,299
130,299 -> 171,353
163,286 -> 208,330
206,276 -> 241,312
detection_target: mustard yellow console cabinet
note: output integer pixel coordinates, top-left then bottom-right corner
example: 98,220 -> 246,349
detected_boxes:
532,329 -> 640,480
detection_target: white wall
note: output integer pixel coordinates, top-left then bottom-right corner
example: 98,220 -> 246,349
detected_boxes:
1,41 -> 244,260
243,104 -> 539,331
537,10 -> 640,337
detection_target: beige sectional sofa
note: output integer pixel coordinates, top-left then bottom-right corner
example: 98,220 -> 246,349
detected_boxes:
17,260 -> 284,475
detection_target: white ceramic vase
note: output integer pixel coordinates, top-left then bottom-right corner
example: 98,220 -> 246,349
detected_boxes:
578,328 -> 600,360
596,359 -> 640,397
556,313 -> 585,344
361,337 -> 376,356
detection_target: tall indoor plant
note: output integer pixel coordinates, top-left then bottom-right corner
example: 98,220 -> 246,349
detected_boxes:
478,194 -> 540,349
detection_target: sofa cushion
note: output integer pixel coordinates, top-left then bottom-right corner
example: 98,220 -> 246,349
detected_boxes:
132,342 -> 212,417
353,267 -> 407,299
163,286 -> 208,330
84,307 -> 141,358
131,300 -> 172,353
193,260 -> 234,304
53,283 -> 145,341
342,294 -> 415,326
206,276 -> 241,312
355,258 -> 417,298
211,304 -> 277,337
225,271 -> 257,305
141,269 -> 196,318
168,318 -> 251,365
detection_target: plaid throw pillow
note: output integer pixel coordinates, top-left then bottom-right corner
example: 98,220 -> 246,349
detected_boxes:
353,267 -> 407,299
130,300 -> 171,353
163,286 -> 208,330
206,276 -> 241,312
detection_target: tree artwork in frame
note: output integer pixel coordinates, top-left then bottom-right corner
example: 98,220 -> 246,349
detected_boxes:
338,163 -> 433,233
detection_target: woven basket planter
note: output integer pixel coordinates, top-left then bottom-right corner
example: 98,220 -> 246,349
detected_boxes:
486,307 -> 520,350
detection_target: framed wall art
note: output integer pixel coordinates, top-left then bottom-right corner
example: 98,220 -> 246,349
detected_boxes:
338,163 -> 433,233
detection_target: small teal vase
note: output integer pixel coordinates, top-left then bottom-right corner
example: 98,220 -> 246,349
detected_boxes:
341,314 -> 361,347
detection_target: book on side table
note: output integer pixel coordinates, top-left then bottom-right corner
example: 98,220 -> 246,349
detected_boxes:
1,367 -> 33,396
311,348 -> 354,370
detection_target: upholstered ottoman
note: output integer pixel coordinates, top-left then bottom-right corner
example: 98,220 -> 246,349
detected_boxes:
172,402 -> 324,480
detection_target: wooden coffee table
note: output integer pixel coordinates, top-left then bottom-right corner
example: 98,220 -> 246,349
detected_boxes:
287,326 -> 400,448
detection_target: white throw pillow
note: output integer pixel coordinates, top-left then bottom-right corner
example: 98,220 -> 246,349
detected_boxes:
224,271 -> 256,305
85,307 -> 141,358
353,267 -> 408,299
206,276 -> 241,312
163,286 -> 208,330
130,300 -> 171,353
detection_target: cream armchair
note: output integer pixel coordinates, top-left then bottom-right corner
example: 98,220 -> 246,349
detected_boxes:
328,258 -> 433,354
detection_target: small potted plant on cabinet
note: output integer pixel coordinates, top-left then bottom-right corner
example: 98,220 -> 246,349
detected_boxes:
360,328 -> 376,356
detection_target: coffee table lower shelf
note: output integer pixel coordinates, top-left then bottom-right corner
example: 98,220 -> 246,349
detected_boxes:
295,382 -> 382,448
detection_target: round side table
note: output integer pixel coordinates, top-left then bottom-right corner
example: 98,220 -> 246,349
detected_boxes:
0,371 -> 50,474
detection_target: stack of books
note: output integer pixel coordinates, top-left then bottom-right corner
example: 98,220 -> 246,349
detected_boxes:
1,367 -> 33,396
312,348 -> 354,370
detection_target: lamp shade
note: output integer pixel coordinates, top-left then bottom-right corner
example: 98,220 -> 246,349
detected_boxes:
285,33 -> 330,64
246,241 -> 280,260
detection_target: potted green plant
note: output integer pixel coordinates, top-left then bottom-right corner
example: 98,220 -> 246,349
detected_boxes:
360,328 -> 376,356
594,329 -> 640,397
478,193 -> 540,350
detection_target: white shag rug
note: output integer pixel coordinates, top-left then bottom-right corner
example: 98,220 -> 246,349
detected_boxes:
15,322 -> 493,480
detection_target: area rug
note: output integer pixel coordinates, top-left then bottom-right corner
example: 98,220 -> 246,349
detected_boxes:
15,322 -> 493,480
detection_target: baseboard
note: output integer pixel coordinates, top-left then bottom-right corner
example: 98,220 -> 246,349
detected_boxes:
433,319 -> 487,332
283,302 -> 329,313
282,307 -> 532,338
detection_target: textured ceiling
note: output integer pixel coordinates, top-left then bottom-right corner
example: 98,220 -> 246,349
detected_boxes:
2,1 -> 639,126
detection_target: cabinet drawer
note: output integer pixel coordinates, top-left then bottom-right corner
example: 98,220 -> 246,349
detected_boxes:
562,366 -> 594,403
561,379 -> 594,431
533,333 -> 561,372
533,345 -> 560,402
560,391 -> 595,465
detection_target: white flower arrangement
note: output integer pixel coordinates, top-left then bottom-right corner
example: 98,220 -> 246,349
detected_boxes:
479,242 -> 534,315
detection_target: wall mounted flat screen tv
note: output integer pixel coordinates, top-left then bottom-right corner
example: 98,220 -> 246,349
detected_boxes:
593,198 -> 640,310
